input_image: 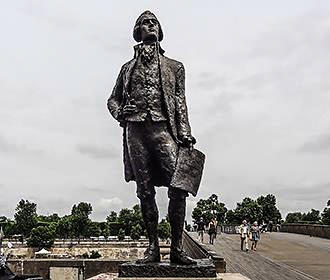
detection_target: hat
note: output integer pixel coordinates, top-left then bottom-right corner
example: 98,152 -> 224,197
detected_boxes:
133,10 -> 164,42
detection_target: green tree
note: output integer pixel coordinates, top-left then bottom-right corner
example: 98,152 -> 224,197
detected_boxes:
38,213 -> 60,223
108,222 -> 122,236
117,204 -> 144,235
55,215 -> 73,239
232,197 -> 263,224
130,224 -> 142,240
71,202 -> 93,240
27,226 -> 55,249
98,222 -> 110,238
302,209 -> 320,223
14,199 -> 38,237
118,208 -> 133,235
2,220 -> 16,237
225,195 -> 282,225
285,212 -> 303,223
106,211 -> 120,236
106,211 -> 118,223
321,200 -> 330,225
88,221 -> 102,237
192,194 -> 227,224
225,209 -> 241,224
117,228 -> 125,241
257,194 -> 282,223
102,226 -> 110,238
158,219 -> 171,240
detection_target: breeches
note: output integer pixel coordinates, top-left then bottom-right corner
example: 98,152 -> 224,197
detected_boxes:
126,119 -> 188,200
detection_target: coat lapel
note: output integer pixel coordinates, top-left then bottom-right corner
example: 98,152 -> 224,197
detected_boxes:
123,59 -> 137,102
159,55 -> 178,141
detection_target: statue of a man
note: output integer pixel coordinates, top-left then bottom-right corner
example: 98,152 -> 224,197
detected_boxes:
107,11 -> 197,265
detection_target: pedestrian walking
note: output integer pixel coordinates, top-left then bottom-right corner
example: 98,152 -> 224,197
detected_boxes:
239,220 -> 249,251
268,220 -> 273,232
213,217 -> 219,238
196,218 -> 206,243
250,221 -> 260,251
208,219 -> 217,245
260,222 -> 267,233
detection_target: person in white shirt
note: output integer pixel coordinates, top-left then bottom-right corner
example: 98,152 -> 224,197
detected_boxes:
239,220 -> 249,251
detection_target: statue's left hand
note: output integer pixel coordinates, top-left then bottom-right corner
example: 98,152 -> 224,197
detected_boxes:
180,135 -> 196,150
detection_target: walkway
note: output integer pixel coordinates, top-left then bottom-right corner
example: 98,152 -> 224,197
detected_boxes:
189,232 -> 330,280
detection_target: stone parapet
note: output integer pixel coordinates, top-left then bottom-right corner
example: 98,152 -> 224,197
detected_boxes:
183,231 -> 226,273
281,223 -> 330,239
8,259 -> 126,280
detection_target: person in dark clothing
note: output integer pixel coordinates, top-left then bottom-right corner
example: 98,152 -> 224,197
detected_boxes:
196,218 -> 206,243
208,219 -> 217,245
268,221 -> 273,232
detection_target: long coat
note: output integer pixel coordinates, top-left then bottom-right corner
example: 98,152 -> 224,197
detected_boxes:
107,45 -> 193,182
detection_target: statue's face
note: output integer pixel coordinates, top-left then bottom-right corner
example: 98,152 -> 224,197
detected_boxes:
140,16 -> 159,42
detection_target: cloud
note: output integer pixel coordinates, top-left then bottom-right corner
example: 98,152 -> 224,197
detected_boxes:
0,134 -> 44,156
186,198 -> 198,223
84,186 -> 108,194
299,134 -> 330,153
196,72 -> 228,91
1,1 -> 330,222
92,197 -> 124,220
77,144 -> 119,159
246,182 -> 330,218
276,182 -> 330,202
99,197 -> 123,209
0,135 -> 21,153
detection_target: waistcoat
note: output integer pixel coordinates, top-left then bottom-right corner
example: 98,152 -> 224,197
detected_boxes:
125,50 -> 167,122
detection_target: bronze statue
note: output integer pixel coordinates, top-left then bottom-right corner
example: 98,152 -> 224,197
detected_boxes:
107,11 -> 203,265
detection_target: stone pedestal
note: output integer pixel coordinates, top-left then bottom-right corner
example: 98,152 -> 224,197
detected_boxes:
87,273 -> 253,280
118,259 -> 216,278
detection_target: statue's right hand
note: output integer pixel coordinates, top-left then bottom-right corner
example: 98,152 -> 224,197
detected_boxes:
122,104 -> 137,117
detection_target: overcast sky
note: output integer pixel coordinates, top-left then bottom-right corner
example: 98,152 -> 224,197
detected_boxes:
1,1 -> 330,222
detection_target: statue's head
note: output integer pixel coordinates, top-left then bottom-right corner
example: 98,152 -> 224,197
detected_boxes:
133,11 -> 163,43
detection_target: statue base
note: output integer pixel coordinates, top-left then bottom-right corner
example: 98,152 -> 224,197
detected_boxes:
118,259 -> 216,278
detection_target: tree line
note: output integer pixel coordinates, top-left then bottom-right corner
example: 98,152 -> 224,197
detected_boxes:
1,195 -> 329,249
0,199 -> 171,249
191,194 -> 330,226
191,193 -> 282,226
285,200 -> 330,225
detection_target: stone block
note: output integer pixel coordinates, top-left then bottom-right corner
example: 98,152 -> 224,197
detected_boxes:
118,259 -> 216,278
116,278 -> 219,280
87,273 -> 253,280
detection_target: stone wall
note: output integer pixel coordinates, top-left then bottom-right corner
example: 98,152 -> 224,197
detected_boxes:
5,236 -> 227,279
8,259 -> 126,280
6,242 -> 171,279
49,267 -> 83,280
281,223 -> 330,239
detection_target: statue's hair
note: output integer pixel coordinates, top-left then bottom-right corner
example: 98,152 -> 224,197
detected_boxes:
133,10 -> 163,42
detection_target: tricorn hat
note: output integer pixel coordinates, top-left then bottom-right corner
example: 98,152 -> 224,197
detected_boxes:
133,10 -> 163,42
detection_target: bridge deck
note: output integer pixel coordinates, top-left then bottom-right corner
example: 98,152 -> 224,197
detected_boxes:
190,232 -> 330,280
